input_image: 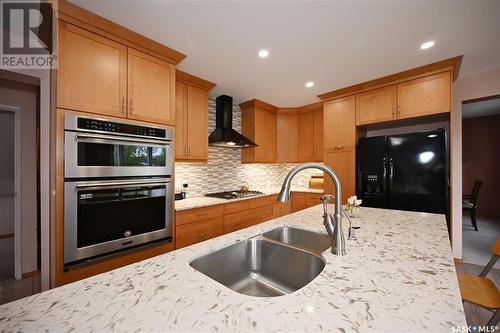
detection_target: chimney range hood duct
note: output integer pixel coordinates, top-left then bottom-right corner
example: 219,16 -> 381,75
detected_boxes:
208,95 -> 257,148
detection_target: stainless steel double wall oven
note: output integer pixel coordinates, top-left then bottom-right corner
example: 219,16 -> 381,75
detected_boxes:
64,115 -> 173,267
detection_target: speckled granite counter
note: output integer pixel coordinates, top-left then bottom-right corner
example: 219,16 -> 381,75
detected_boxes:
175,187 -> 323,211
0,206 -> 465,332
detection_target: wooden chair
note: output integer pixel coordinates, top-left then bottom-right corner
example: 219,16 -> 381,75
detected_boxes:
463,180 -> 482,231
458,238 -> 500,326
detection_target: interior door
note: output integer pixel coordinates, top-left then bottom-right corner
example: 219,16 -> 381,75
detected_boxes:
57,21 -> 127,117
187,85 -> 209,160
128,48 -> 175,125
0,111 -> 15,280
388,130 -> 448,213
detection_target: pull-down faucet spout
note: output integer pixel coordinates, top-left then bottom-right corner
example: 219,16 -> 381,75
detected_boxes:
277,163 -> 346,255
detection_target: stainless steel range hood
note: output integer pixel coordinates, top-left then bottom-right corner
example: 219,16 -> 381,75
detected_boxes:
208,95 -> 257,148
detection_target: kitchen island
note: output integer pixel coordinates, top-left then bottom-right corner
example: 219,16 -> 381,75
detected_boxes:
0,205 -> 466,332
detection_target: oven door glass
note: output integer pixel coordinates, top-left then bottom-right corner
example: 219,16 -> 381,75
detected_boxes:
77,142 -> 166,167
64,179 -> 173,265
77,185 -> 166,248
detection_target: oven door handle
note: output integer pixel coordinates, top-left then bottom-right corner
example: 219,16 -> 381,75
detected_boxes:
75,178 -> 171,189
75,132 -> 171,146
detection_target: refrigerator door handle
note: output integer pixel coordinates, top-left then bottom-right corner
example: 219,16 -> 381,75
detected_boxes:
382,157 -> 387,192
389,157 -> 394,192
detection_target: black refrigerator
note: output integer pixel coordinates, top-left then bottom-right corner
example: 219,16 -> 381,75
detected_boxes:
357,129 -> 449,215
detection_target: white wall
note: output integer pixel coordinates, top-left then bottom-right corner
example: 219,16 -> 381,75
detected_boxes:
451,67 -> 500,259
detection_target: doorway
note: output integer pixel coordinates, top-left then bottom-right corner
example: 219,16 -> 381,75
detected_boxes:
461,94 -> 500,268
0,77 -> 41,305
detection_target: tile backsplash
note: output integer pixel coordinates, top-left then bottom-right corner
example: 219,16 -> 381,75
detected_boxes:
174,97 -> 320,197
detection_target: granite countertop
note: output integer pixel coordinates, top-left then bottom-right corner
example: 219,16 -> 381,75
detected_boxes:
175,187 -> 324,211
0,206 -> 466,332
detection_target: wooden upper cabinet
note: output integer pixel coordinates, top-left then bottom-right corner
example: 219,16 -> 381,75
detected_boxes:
186,85 -> 209,160
175,81 -> 188,159
313,108 -> 323,161
397,71 -> 451,119
57,21 -> 127,117
175,71 -> 215,162
298,111 -> 314,162
277,111 -> 299,162
356,85 -> 396,125
240,99 -> 278,163
127,48 -> 175,125
323,95 -> 356,151
323,149 -> 356,204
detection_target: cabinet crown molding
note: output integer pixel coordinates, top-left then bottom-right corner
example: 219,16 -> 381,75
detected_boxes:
317,55 -> 463,101
176,70 -> 216,91
57,0 -> 186,65
239,99 -> 278,112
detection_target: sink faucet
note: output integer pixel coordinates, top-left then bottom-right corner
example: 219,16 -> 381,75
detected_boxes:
277,163 -> 346,256
321,194 -> 357,241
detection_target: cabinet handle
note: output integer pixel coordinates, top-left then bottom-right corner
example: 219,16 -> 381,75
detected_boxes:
129,99 -> 134,115
184,145 -> 188,156
392,106 -> 395,117
121,97 -> 126,115
188,146 -> 192,156
196,212 -> 207,217
334,145 -> 344,151
197,232 -> 208,238
397,106 -> 401,117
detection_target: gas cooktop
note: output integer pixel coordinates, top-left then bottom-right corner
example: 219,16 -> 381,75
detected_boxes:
205,190 -> 264,200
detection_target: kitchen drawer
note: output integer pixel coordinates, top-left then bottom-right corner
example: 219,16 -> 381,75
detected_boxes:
223,206 -> 273,234
176,205 -> 223,226
306,192 -> 323,207
223,200 -> 252,215
176,216 -> 223,249
249,195 -> 273,208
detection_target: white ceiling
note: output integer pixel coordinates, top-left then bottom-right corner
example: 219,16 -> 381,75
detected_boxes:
462,97 -> 500,119
70,0 -> 500,106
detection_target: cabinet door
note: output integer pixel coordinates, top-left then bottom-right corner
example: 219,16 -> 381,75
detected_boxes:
187,85 -> 209,160
291,192 -> 306,213
272,203 -> 282,219
324,149 -> 356,204
277,113 -> 299,162
253,109 -> 268,162
266,111 -> 277,162
175,81 -> 188,159
323,95 -> 356,150
57,21 -> 127,117
313,108 -> 323,161
356,85 -> 396,125
397,71 -> 451,119
127,48 -> 175,125
298,111 -> 314,162
175,216 -> 223,249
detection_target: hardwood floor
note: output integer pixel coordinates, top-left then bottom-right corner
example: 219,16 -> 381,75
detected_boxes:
0,272 -> 40,305
455,262 -> 500,326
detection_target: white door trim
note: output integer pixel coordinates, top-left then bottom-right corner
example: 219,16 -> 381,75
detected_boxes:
0,104 -> 22,280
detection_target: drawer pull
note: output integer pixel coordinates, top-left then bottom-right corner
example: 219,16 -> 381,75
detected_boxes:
197,232 -> 208,238
197,212 -> 208,217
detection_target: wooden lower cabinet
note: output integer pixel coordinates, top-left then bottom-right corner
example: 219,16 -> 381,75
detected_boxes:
176,216 -> 223,249
305,192 -> 323,208
176,205 -> 224,226
291,192 -> 306,212
224,206 -> 273,234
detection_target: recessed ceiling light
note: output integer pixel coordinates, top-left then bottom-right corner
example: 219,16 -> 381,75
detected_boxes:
420,41 -> 435,50
258,49 -> 269,58
305,81 -> 314,88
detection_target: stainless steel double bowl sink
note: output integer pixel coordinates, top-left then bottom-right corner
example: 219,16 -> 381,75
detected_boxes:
190,226 -> 331,297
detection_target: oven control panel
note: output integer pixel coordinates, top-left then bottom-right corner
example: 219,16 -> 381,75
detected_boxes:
77,117 -> 166,139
